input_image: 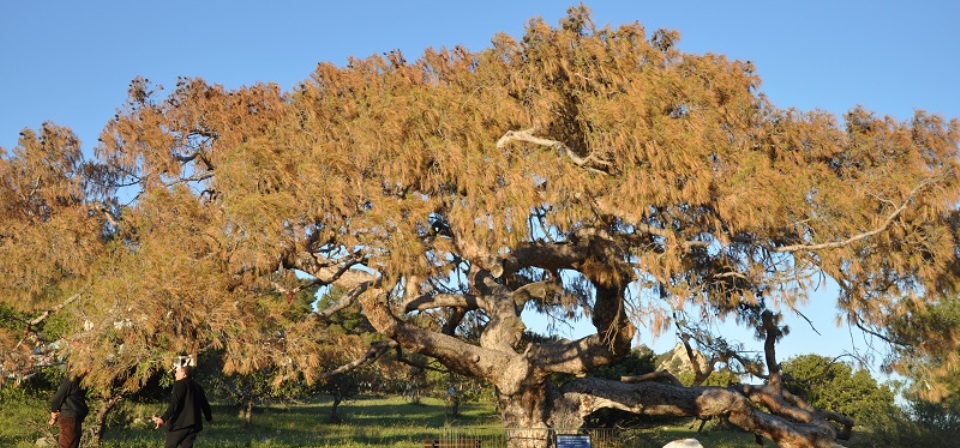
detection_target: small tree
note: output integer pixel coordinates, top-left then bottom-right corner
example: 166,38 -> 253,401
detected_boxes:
782,355 -> 897,431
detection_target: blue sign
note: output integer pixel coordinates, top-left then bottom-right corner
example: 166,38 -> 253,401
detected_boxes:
556,434 -> 591,448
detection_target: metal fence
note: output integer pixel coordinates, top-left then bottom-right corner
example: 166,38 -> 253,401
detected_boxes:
430,427 -> 623,448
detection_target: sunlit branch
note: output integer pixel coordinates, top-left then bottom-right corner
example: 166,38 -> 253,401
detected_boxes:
496,128 -> 612,175
166,172 -> 213,186
269,252 -> 368,296
511,281 -> 565,305
735,383 -> 849,441
28,290 -> 85,327
560,377 -> 848,447
621,369 -> 683,386
403,293 -> 484,313
96,204 -> 120,229
498,241 -> 590,278
773,175 -> 946,252
781,388 -> 854,440
318,282 -> 371,319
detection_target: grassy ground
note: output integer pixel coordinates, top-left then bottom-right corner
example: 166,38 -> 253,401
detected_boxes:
1,394 -> 785,448
102,396 -> 505,448
0,395 -> 52,447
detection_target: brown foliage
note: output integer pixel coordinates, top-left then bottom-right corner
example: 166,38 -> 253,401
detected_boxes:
2,5 -> 959,447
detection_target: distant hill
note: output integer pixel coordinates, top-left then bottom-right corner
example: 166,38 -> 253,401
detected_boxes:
656,342 -> 708,376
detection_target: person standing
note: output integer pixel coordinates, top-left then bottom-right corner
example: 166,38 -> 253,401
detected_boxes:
48,371 -> 89,448
153,365 -> 212,448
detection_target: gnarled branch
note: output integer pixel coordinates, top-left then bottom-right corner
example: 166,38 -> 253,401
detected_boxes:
558,377 -> 849,448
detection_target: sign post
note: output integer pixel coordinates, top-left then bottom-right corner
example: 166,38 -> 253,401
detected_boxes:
556,434 -> 591,448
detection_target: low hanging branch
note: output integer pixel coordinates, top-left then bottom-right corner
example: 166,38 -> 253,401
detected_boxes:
318,340 -> 398,379
557,377 -> 849,448
316,339 -> 443,380
656,308 -> 854,445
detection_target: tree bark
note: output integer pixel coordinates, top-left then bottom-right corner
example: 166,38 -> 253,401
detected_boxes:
241,396 -> 254,427
330,394 -> 343,422
556,377 -> 847,448
86,395 -> 122,447
497,384 -> 552,448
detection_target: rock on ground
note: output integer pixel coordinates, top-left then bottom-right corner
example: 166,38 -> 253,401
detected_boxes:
662,439 -> 704,448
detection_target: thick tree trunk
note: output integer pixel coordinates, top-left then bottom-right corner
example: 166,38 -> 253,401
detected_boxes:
498,386 -> 552,448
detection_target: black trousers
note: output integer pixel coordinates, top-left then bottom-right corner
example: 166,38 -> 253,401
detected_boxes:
165,428 -> 200,448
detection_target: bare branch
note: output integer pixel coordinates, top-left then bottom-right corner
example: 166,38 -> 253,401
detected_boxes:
852,313 -> 910,347
496,129 -> 612,175
774,175 -> 946,252
29,289 -> 87,327
511,281 -> 565,305
790,307 -> 822,336
318,282 -> 371,319
679,333 -> 716,386
318,340 -> 397,379
621,370 -> 683,386
403,293 -> 484,313
675,320 -> 769,380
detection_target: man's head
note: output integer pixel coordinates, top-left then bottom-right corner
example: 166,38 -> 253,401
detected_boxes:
175,365 -> 192,380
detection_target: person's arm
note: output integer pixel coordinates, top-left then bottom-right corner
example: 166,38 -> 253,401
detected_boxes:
48,377 -> 73,424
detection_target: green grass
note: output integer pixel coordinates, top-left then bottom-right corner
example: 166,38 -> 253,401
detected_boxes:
108,396 -> 504,448
3,394 -> 846,448
0,395 -> 57,448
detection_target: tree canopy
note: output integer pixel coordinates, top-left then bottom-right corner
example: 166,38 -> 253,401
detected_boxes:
2,6 -> 959,448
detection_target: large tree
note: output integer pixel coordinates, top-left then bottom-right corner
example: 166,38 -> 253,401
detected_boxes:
3,6 -> 959,448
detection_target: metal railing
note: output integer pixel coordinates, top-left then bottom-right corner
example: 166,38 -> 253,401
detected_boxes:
432,427 -> 623,448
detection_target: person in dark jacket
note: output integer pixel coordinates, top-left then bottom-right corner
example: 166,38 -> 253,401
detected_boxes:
153,365 -> 213,448
49,371 -> 89,448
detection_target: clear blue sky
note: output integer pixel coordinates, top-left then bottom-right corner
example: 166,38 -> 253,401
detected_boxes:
3,1 -> 958,367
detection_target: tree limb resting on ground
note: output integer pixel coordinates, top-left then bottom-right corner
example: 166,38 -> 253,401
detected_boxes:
557,377 -> 849,448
